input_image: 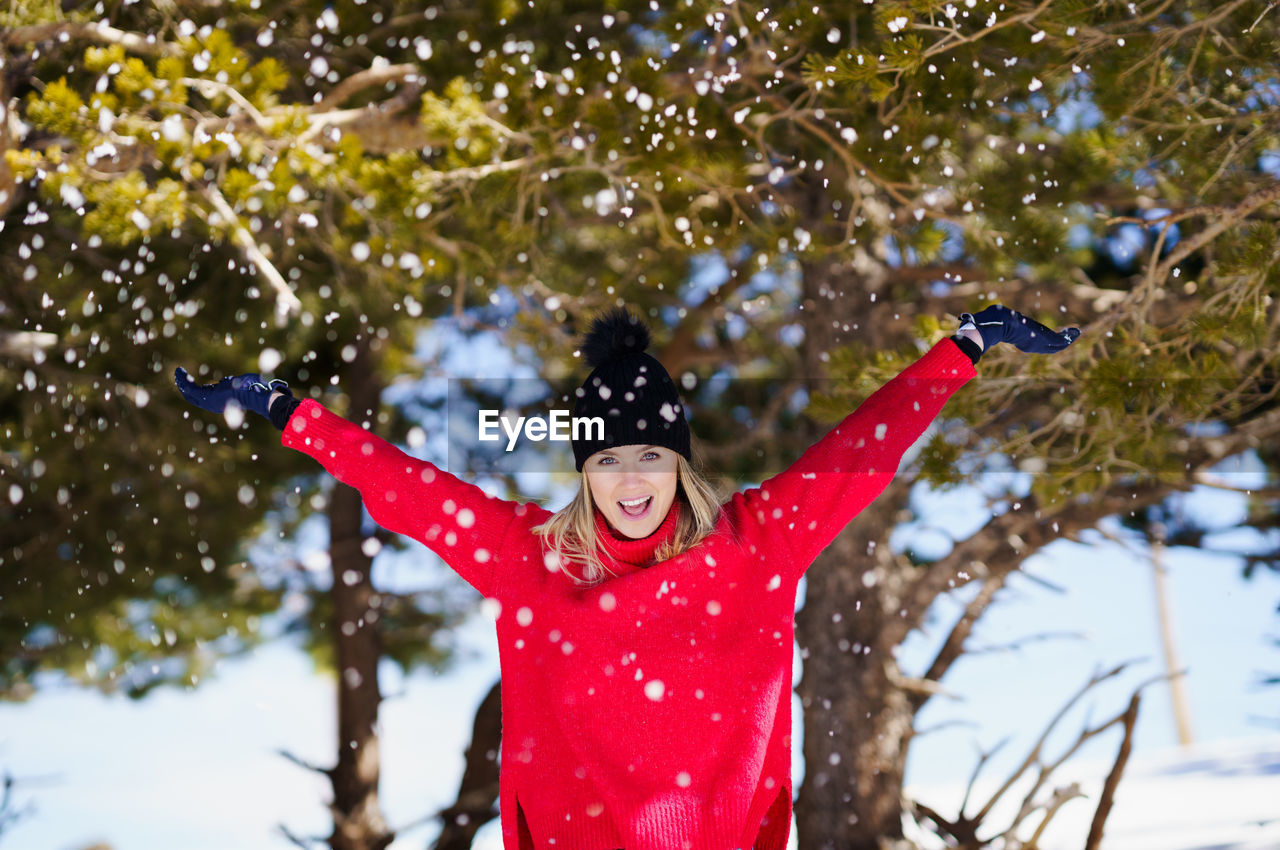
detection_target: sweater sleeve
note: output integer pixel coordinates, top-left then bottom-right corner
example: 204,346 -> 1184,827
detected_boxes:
725,338 -> 975,575
280,399 -> 519,598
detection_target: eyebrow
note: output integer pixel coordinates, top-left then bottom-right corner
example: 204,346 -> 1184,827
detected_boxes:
600,445 -> 659,455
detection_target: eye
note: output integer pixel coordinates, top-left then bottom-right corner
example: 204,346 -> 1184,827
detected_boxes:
643,451 -> 659,461
596,456 -> 615,465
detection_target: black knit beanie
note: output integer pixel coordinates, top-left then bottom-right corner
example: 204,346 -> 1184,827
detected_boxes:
571,307 -> 692,472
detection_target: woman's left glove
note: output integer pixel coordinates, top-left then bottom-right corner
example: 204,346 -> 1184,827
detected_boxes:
959,305 -> 1080,356
174,367 -> 294,427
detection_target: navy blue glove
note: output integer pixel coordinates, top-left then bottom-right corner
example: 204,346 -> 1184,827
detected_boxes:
959,305 -> 1081,355
174,367 -> 292,422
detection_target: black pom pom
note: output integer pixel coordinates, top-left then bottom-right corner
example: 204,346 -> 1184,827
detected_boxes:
580,307 -> 652,368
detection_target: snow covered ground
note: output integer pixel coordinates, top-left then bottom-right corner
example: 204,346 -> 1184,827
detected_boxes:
1088,738 -> 1280,850
904,736 -> 1280,850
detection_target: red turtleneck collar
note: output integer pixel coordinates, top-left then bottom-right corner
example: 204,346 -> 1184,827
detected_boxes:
592,498 -> 682,573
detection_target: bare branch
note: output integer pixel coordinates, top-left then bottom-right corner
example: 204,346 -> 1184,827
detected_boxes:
694,374 -> 809,466
1024,782 -> 1088,847
278,822 -> 324,850
907,738 -> 1010,847
417,157 -> 538,189
197,181 -> 304,319
1191,474 -> 1280,499
312,63 -> 420,114
299,69 -> 428,149
913,671 -> 1156,849
1245,1 -> 1279,33
276,748 -> 332,778
989,669 -> 1166,847
658,253 -> 765,374
0,770 -> 31,837
1084,693 -> 1141,850
180,77 -> 271,131
899,385 -> 1280,643
888,665 -> 961,702
960,736 -> 1009,821
971,661 -> 1135,824
897,478 -> 1178,649
963,629 -> 1087,658
918,0 -> 1057,59
913,717 -> 980,738
912,569 -> 1008,712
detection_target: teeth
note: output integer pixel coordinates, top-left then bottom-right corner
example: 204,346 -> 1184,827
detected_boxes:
619,496 -> 649,507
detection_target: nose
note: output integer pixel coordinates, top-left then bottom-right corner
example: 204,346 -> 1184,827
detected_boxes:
617,462 -> 644,484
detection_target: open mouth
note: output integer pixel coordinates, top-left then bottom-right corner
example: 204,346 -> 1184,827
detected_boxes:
618,495 -> 653,520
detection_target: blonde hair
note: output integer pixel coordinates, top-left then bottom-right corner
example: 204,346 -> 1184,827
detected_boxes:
533,453 -> 724,585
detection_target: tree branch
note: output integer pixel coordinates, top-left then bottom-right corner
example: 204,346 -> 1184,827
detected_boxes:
197,181 -> 304,319
658,254 -> 763,375
910,569 -> 1008,712
963,629 -> 1087,658
911,670 -> 1153,848
278,823 -> 324,850
312,63 -> 420,114
1084,692 -> 1141,850
3,20 -> 179,56
180,77 -> 271,131
277,748 -> 332,778
0,331 -> 59,360
416,157 -> 538,189
896,477 -> 1178,649
969,662 -> 1131,823
1245,1 -> 1279,33
918,0 -> 1057,59
1155,182 -> 1280,280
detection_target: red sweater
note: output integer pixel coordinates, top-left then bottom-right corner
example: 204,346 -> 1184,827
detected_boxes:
281,340 -> 974,850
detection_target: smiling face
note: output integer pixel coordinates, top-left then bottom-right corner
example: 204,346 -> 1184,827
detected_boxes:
584,444 -> 680,539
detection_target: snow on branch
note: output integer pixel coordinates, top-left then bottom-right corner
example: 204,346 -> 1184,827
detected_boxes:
0,330 -> 58,360
3,20 -> 179,57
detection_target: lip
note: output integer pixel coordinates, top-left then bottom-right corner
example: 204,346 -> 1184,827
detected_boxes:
617,495 -> 653,521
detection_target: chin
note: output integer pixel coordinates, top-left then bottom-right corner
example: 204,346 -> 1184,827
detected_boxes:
615,520 -> 657,539
610,508 -> 663,538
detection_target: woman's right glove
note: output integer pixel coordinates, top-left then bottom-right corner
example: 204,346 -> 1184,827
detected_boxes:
174,367 -> 297,429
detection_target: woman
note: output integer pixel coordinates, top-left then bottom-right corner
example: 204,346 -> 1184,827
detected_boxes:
175,304 -> 1079,850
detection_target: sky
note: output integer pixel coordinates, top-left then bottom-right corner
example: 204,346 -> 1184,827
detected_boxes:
1,439 -> 1277,850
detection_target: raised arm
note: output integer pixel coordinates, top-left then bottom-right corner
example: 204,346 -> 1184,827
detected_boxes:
726,338 -> 975,573
725,307 -> 1080,575
174,368 -> 520,597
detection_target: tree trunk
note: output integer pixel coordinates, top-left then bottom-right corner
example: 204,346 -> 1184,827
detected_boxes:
433,679 -> 503,850
791,258 -> 916,849
327,340 -> 393,850
794,489 -> 915,850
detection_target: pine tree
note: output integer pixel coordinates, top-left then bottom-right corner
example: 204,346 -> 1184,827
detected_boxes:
5,1 -> 1279,847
